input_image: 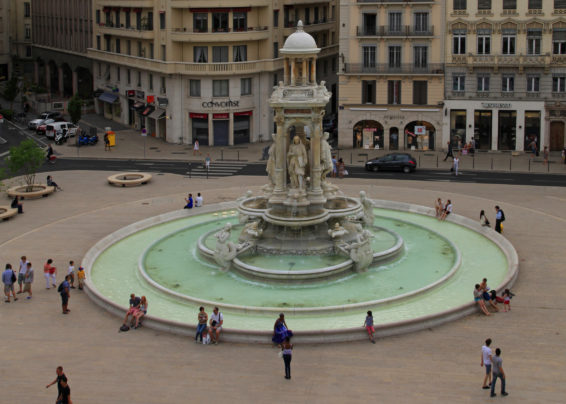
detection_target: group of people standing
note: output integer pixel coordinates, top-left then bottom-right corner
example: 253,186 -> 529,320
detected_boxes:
481,338 -> 509,397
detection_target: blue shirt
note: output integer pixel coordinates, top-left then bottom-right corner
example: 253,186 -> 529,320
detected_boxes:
2,269 -> 14,285
60,280 -> 69,295
496,210 -> 502,220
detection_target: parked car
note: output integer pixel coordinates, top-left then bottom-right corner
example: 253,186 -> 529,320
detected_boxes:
28,112 -> 64,130
40,111 -> 62,120
45,122 -> 79,139
365,153 -> 417,173
35,119 -> 56,135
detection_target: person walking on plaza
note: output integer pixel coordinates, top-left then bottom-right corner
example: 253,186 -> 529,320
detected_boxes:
59,275 -> 71,314
364,310 -> 376,344
453,156 -> 460,176
494,206 -> 505,234
17,255 -> 28,294
490,348 -> 509,397
67,260 -> 76,289
204,153 -> 211,171
44,259 -> 57,289
481,338 -> 493,390
58,378 -> 73,404
46,366 -> 67,402
443,141 -> 454,161
281,337 -> 293,379
3,264 -> 18,302
193,139 -> 201,156
23,262 -> 33,299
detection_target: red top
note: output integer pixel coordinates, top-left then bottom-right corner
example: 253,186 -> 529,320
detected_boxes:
44,263 -> 56,274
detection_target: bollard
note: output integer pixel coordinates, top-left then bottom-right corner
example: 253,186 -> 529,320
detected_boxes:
207,165 -> 209,179
418,154 -> 421,167
436,155 -> 438,168
528,158 -> 531,172
473,156 -> 475,169
237,150 -> 240,161
509,158 -> 512,171
491,158 -> 493,170
350,152 -> 352,164
221,149 -> 224,161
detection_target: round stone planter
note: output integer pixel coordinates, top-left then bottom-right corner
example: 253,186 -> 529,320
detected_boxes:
0,206 -> 18,220
107,172 -> 152,187
7,184 -> 55,200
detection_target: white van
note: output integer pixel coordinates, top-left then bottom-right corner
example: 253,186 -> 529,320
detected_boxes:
45,122 -> 78,139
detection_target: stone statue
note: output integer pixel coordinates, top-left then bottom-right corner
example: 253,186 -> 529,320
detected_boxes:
328,222 -> 348,240
266,136 -> 277,187
336,230 -> 373,273
287,135 -> 308,189
359,191 -> 375,226
237,190 -> 253,202
320,131 -> 333,185
213,223 -> 252,271
244,220 -> 263,238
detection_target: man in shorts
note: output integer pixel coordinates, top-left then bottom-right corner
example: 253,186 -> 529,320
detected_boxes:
209,306 -> 224,344
60,275 -> 71,314
17,256 -> 28,294
481,338 -> 493,389
46,366 -> 67,402
2,264 -> 17,302
23,262 -> 33,299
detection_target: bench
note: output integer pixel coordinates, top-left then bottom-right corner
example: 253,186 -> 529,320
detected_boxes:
0,206 -> 18,221
108,172 -> 152,187
7,184 -> 56,199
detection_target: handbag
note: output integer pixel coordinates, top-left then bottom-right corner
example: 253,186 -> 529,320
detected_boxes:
344,170 -> 349,176
11,270 -> 16,283
278,351 -> 283,358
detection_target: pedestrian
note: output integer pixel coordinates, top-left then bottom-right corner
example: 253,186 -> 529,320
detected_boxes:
193,139 -> 202,156
209,306 -> 223,344
364,310 -> 376,344
77,267 -> 85,290
502,289 -> 512,312
281,337 -> 293,379
481,338 -> 493,389
67,261 -> 76,288
104,132 -> 110,151
11,195 -> 23,214
272,313 -> 293,345
141,126 -> 147,137
23,262 -> 33,299
440,199 -> 452,221
435,198 -> 443,218
543,146 -> 549,166
44,259 -> 57,289
58,378 -> 73,404
184,193 -> 194,209
453,156 -> 459,176
204,153 -> 211,171
337,158 -> 346,178
494,206 -> 505,233
195,306 -> 208,343
443,141 -> 454,161
17,255 -> 28,294
59,275 -> 71,314
2,264 -> 18,302
490,348 -> 509,397
331,155 -> 337,178
195,192 -> 203,207
480,210 -> 490,227
562,147 -> 566,164
46,366 -> 67,402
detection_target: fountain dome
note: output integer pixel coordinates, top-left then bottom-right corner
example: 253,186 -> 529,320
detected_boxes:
280,21 -> 320,54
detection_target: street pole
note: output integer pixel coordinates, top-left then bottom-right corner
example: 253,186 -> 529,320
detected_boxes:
144,135 -> 146,159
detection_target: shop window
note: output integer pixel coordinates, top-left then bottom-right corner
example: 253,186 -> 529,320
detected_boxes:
194,47 -> 208,63
498,111 -> 516,150
453,30 -> 466,54
213,80 -> 229,97
524,111 -> 541,152
450,110 -> 467,148
241,78 -> 252,95
413,81 -> 427,105
233,12 -> 247,31
405,121 -> 435,150
502,75 -> 514,92
194,13 -> 208,32
353,120 -> 383,149
190,80 -> 201,97
454,0 -> 467,10
553,76 -> 566,92
363,46 -> 376,69
361,80 -> 376,104
527,75 -> 539,92
553,29 -> 566,54
233,45 -> 247,62
387,81 -> 401,104
389,46 -> 401,68
389,128 -> 399,150
212,46 -> 228,63
212,13 -> 228,32
527,29 -> 541,55
477,75 -> 490,92
474,110 -> 492,150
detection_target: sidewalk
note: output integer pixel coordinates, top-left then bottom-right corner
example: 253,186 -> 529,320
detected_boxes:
38,113 -> 566,175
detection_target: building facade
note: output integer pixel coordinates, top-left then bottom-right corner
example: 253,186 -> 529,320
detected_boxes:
88,0 -> 339,145
31,0 -> 93,98
0,1 -> 10,81
10,0 -> 34,81
443,0 -> 566,152
337,0 -> 445,151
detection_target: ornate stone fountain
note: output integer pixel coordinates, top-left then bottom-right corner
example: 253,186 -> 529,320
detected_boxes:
199,22 -> 404,280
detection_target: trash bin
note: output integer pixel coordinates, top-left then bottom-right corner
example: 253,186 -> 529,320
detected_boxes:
107,131 -> 116,147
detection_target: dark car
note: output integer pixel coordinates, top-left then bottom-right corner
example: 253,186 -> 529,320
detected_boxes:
365,153 -> 417,173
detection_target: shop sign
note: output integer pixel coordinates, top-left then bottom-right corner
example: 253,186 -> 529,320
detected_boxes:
213,113 -> 229,119
189,113 -> 208,119
284,109 -> 311,114
414,126 -> 426,135
136,90 -> 145,99
234,111 -> 253,116
126,90 -> 135,97
147,95 -> 155,104
481,103 -> 511,109
157,97 -> 168,108
202,99 -> 239,108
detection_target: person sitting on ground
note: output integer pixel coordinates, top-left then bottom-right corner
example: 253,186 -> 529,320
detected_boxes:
133,296 -> 147,329
184,193 -> 193,209
209,306 -> 223,344
47,175 -> 62,191
195,306 -> 208,343
272,313 -> 293,345
440,199 -> 452,221
195,193 -> 203,207
474,284 -> 490,316
480,210 -> 490,227
480,278 -> 499,312
11,196 -> 23,214
123,293 -> 141,327
435,198 -> 443,218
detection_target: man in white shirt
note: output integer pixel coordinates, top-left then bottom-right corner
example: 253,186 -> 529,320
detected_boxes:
481,338 -> 493,389
209,306 -> 223,344
67,260 -> 76,289
17,256 -> 28,294
195,193 -> 203,207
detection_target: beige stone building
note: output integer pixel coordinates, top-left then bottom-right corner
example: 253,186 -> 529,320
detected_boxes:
443,0 -> 566,152
88,0 -> 339,145
9,0 -> 33,81
337,0 -> 445,151
0,1 -> 11,81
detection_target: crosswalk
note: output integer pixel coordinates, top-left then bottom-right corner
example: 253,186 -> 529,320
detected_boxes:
185,160 -> 249,178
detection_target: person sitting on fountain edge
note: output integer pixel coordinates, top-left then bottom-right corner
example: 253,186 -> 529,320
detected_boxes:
272,313 -> 293,345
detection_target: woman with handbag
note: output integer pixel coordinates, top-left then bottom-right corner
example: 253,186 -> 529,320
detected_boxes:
281,337 -> 293,379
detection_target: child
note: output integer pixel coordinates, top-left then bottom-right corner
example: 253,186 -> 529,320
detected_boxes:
67,260 -> 75,289
202,327 -> 211,345
503,289 -> 511,312
77,267 -> 85,290
364,310 -> 376,344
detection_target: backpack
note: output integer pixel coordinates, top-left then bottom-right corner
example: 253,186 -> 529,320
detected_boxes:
119,324 -> 130,332
57,282 -> 64,292
500,210 -> 506,222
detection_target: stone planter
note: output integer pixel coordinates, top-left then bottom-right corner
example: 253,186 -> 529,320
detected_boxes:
107,172 -> 152,187
7,184 -> 55,200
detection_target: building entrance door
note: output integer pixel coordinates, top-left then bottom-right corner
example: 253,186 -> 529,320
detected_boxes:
550,121 -> 565,151
214,120 -> 229,146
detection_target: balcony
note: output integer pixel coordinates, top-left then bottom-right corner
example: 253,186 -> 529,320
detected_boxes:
356,0 -> 435,3
356,25 -> 434,37
343,63 -> 444,75
171,0 -> 269,7
87,48 -> 284,76
171,26 -> 269,42
446,90 -> 556,101
450,54 -> 559,71
97,24 -> 155,39
98,1 -> 154,6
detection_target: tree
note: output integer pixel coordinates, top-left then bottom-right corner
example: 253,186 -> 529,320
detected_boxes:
67,94 -> 83,124
6,139 -> 46,191
3,77 -> 19,110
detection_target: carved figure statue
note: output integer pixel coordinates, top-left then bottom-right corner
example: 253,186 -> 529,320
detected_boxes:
328,222 -> 348,240
244,220 -> 263,238
320,131 -> 333,185
359,191 -> 375,226
266,136 -> 277,187
213,223 -> 251,271
287,135 -> 308,189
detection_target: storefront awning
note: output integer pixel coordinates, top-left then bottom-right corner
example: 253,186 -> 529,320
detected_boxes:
149,109 -> 166,120
132,102 -> 145,110
142,106 -> 155,116
98,92 -> 118,104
